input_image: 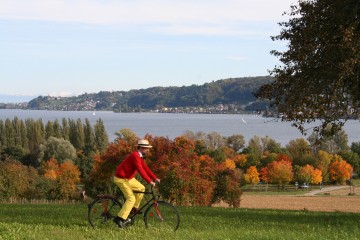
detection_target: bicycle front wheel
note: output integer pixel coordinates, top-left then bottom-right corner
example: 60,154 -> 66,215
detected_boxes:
144,201 -> 180,231
88,196 -> 122,228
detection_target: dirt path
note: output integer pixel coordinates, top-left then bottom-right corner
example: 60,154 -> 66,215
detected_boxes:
303,185 -> 349,196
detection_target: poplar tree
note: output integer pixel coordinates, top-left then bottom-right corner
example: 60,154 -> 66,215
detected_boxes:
61,118 -> 70,141
45,120 -> 55,139
94,118 -> 109,152
53,119 -> 63,139
83,118 -> 95,153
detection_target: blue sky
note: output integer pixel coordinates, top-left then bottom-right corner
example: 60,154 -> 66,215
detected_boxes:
0,0 -> 295,102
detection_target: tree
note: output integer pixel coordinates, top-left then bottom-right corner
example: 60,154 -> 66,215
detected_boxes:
286,138 -> 315,166
256,0 -> 360,137
40,158 -> 81,199
244,166 -> 260,186
315,150 -> 332,182
94,118 -> 109,153
58,161 -> 81,199
0,160 -> 30,200
226,134 -> 245,152
295,164 -> 322,185
39,137 -> 77,164
266,160 -> 294,188
83,118 -> 95,153
45,120 -> 55,139
329,158 -> 353,184
308,127 -> 350,154
114,128 -> 138,144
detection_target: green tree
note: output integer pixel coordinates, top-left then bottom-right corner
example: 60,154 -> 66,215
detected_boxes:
226,134 -> 245,153
83,118 -> 95,153
25,119 -> 45,154
351,141 -> 360,155
69,119 -> 85,150
308,127 -> 349,154
257,0 -> 360,137
61,118 -> 70,141
286,138 -> 315,166
45,120 -> 55,139
53,119 -> 63,139
3,118 -> 15,148
40,137 -> 77,164
94,118 -> 109,153
115,128 -> 138,144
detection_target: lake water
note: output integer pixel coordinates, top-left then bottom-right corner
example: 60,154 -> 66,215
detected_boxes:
1,109 -> 359,146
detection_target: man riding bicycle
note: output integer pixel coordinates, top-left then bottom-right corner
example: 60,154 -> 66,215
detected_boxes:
113,139 -> 160,228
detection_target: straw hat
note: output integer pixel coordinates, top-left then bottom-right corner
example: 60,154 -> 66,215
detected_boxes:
137,139 -> 152,148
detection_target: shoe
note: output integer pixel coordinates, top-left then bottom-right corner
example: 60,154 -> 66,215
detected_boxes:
130,207 -> 142,214
113,216 -> 132,228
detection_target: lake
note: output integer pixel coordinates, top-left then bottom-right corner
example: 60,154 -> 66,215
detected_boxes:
1,109 -> 359,147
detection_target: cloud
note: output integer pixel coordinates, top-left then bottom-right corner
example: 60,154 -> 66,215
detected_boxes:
0,0 -> 294,35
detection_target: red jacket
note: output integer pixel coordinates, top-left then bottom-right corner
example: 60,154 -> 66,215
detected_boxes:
115,150 -> 157,183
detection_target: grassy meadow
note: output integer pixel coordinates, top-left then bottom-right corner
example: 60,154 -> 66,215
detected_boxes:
0,203 -> 359,240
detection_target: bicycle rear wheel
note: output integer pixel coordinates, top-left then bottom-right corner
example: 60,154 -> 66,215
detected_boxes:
88,196 -> 122,228
144,201 -> 180,231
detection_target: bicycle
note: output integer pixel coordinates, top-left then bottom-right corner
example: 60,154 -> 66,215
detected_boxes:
87,185 -> 180,231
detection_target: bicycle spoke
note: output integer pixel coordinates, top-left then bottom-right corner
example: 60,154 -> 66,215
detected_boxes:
88,197 -> 121,228
144,201 -> 180,231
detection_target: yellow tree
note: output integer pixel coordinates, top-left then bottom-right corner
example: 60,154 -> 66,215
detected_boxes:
244,166 -> 260,186
232,154 -> 247,168
312,168 -> 323,184
223,159 -> 236,170
315,150 -> 332,182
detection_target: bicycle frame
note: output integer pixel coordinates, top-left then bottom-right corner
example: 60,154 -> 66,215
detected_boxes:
128,187 -> 160,220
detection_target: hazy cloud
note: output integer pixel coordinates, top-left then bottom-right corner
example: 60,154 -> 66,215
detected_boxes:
0,0 -> 293,36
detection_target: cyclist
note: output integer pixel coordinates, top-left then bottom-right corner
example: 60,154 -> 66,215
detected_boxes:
113,139 -> 160,228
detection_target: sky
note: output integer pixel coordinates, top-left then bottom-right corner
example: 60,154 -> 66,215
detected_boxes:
0,0 -> 296,102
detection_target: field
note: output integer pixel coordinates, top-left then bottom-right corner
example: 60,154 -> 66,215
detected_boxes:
236,186 -> 360,213
1,192 -> 360,240
1,186 -> 359,240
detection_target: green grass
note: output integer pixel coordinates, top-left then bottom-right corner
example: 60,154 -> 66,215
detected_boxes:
0,203 -> 359,240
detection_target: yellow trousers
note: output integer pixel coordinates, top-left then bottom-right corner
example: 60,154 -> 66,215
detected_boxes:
113,176 -> 145,219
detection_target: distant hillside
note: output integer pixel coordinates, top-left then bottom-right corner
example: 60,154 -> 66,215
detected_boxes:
27,76 -> 273,113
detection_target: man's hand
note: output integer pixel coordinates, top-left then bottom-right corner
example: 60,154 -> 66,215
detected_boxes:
155,179 -> 161,184
150,181 -> 156,187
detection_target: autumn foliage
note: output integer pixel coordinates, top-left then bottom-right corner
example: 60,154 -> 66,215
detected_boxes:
296,164 -> 323,184
244,166 -> 260,185
329,159 -> 353,184
86,135 -> 243,207
261,160 -> 293,187
41,158 -> 81,199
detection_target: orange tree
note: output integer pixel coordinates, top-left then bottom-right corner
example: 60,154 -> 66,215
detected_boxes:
264,160 -> 293,188
147,135 -> 242,207
329,158 -> 353,184
147,135 -> 217,206
40,158 -> 81,199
